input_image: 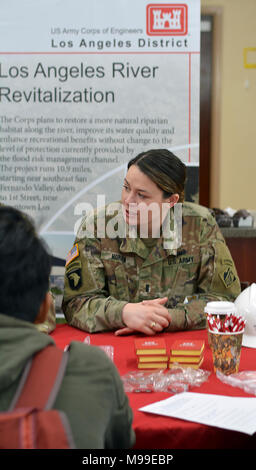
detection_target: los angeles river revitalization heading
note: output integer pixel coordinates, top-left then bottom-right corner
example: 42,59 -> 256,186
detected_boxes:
0,61 -> 162,103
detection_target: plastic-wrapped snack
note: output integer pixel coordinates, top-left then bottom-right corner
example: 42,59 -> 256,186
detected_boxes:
83,336 -> 91,345
217,369 -> 256,395
98,345 -> 114,362
121,370 -> 163,393
83,336 -> 114,362
153,368 -> 189,394
121,366 -> 210,393
154,365 -> 210,393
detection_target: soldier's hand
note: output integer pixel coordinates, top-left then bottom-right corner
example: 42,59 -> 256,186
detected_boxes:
121,301 -> 170,336
142,297 -> 168,307
115,327 -> 136,336
115,301 -> 170,334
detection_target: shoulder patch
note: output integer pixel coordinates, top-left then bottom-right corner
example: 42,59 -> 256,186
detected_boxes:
67,268 -> 82,290
219,266 -> 237,288
65,243 -> 79,267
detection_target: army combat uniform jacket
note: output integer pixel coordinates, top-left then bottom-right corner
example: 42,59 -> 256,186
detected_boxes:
35,292 -> 56,334
62,202 -> 241,333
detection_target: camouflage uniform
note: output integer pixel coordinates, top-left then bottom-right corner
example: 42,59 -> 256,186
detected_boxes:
35,291 -> 56,334
62,202 -> 241,333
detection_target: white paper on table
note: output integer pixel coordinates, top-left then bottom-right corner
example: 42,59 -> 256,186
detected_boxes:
139,392 -> 256,435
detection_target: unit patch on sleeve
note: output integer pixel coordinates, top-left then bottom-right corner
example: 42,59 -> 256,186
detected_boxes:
67,267 -> 82,290
219,266 -> 237,288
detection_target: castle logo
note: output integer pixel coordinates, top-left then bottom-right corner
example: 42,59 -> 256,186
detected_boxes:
147,4 -> 188,36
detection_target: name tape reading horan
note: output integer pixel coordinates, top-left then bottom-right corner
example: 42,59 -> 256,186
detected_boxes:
82,453 -> 174,466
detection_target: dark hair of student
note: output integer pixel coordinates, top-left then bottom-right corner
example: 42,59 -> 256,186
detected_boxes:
0,206 -> 51,322
127,148 -> 187,202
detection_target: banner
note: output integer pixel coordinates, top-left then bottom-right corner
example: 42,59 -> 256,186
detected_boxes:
0,0 -> 200,311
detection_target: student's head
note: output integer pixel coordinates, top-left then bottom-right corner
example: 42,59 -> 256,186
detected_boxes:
121,149 -> 186,233
0,206 -> 52,323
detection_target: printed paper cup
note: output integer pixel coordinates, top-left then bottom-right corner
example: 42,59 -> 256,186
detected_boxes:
209,330 -> 244,375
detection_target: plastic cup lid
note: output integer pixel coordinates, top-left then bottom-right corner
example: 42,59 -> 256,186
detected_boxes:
204,301 -> 237,315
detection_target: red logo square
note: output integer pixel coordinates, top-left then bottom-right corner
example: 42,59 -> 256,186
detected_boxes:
147,4 -> 188,36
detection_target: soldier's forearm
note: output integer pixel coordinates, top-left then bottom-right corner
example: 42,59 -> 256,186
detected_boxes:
63,295 -> 128,333
167,299 -> 207,332
166,289 -> 240,332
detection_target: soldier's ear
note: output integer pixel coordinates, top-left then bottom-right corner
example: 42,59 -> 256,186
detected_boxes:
34,292 -> 52,324
168,193 -> 179,208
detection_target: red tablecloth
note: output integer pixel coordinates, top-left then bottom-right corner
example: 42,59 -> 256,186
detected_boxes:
51,325 -> 256,449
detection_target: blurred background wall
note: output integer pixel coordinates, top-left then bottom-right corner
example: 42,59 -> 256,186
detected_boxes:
200,0 -> 256,212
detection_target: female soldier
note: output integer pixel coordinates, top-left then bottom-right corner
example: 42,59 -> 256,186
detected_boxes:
62,149 -> 240,335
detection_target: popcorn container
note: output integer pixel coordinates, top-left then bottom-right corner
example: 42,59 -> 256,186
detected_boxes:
209,330 -> 244,375
204,301 -> 237,346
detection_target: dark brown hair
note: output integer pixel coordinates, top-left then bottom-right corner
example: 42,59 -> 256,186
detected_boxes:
0,206 -> 51,322
127,149 -> 187,202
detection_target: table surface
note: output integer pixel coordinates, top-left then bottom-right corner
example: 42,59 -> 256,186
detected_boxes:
51,325 -> 256,449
